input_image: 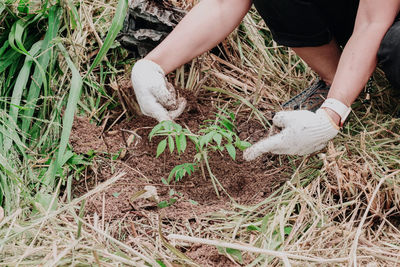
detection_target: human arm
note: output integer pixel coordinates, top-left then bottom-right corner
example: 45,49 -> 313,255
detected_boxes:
146,0 -> 252,74
244,0 -> 400,159
326,0 -> 400,124
131,0 -> 252,122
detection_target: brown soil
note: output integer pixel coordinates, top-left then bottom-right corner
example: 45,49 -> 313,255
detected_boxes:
70,92 -> 290,266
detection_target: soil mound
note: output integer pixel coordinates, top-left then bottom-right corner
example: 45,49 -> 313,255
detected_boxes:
71,95 -> 290,265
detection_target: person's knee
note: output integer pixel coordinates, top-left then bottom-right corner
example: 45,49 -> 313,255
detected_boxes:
378,23 -> 400,88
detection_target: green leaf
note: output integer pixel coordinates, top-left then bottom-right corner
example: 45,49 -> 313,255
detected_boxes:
226,248 -> 243,264
161,177 -> 169,185
86,0 -> 128,76
284,226 -> 293,235
213,133 -> 222,147
156,139 -> 167,157
175,134 -> 181,154
67,154 -> 90,166
229,111 -> 235,121
173,123 -> 182,132
149,123 -> 164,140
200,131 -> 215,148
21,7 -> 62,135
168,164 -> 181,182
220,119 -> 235,132
220,131 -> 233,142
179,134 -> 187,152
176,169 -> 185,180
157,198 -> 177,208
18,0 -> 29,13
157,201 -> 170,208
112,192 -> 120,198
51,43 -> 82,180
247,225 -> 261,232
5,40 -> 42,151
236,140 -> 251,150
0,2 -> 4,14
156,260 -> 167,267
163,120 -> 174,131
34,192 -> 58,213
225,143 -> 236,160
67,0 -> 81,30
168,135 -> 174,153
184,164 -> 194,175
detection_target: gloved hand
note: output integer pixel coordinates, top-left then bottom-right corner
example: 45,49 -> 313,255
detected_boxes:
243,109 -> 339,160
131,59 -> 187,122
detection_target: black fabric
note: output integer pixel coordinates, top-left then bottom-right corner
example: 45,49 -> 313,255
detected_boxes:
253,0 -> 359,47
378,19 -> 400,90
253,0 -> 400,90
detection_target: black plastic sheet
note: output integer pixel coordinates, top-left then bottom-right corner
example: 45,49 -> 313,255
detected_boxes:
118,0 -> 186,57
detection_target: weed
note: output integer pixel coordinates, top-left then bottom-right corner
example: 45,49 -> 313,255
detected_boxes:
149,109 -> 250,196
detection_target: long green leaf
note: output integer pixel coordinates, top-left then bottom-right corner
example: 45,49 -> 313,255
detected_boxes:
42,43 -> 83,187
0,2 -> 5,14
4,41 -> 42,152
85,0 -> 128,77
21,6 -> 61,135
8,18 -> 48,97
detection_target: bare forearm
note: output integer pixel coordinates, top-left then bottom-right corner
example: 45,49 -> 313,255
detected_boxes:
146,0 -> 252,74
328,0 -> 400,108
328,25 -> 388,106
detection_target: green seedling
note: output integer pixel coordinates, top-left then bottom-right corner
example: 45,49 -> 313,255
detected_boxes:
149,109 -> 251,197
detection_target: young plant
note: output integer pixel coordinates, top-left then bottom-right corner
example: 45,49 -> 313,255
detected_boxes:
149,109 -> 251,196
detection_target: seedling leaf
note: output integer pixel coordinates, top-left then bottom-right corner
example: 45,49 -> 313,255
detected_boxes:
175,134 -> 181,154
200,131 -> 214,148
213,133 -> 222,147
156,139 -> 167,157
236,140 -> 251,150
179,134 -> 187,152
149,123 -> 164,140
168,135 -> 174,153
225,143 -> 236,160
157,201 -> 169,208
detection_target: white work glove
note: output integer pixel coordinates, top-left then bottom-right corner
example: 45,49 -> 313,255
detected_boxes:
131,59 -> 187,122
243,109 -> 339,160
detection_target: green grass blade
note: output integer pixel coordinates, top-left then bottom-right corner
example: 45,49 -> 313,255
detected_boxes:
21,6 -> 61,135
0,2 -> 4,14
56,43 -> 83,166
3,41 -> 42,152
42,43 -> 83,187
85,0 -> 128,77
0,116 -> 27,154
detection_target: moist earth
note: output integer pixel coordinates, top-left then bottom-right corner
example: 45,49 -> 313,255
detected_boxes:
70,91 -> 290,266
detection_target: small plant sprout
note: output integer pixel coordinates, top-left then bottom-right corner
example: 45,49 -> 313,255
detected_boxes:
149,109 -> 251,197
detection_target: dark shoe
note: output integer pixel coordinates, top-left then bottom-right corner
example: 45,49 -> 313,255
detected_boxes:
282,79 -> 330,112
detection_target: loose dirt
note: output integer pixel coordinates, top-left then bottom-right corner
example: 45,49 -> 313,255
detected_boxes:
70,91 -> 290,266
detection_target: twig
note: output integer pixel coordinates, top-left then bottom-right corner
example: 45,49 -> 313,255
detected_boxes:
168,234 -> 350,264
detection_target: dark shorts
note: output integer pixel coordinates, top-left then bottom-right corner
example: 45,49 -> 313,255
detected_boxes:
253,0 -> 359,47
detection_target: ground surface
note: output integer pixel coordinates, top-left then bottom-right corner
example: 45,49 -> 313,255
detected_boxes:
70,92 -> 290,266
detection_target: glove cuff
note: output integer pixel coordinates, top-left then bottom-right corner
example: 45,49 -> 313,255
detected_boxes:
321,98 -> 351,127
135,59 -> 166,76
317,109 -> 340,131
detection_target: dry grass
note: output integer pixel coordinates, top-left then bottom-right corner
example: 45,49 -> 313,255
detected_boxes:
1,1 -> 400,266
